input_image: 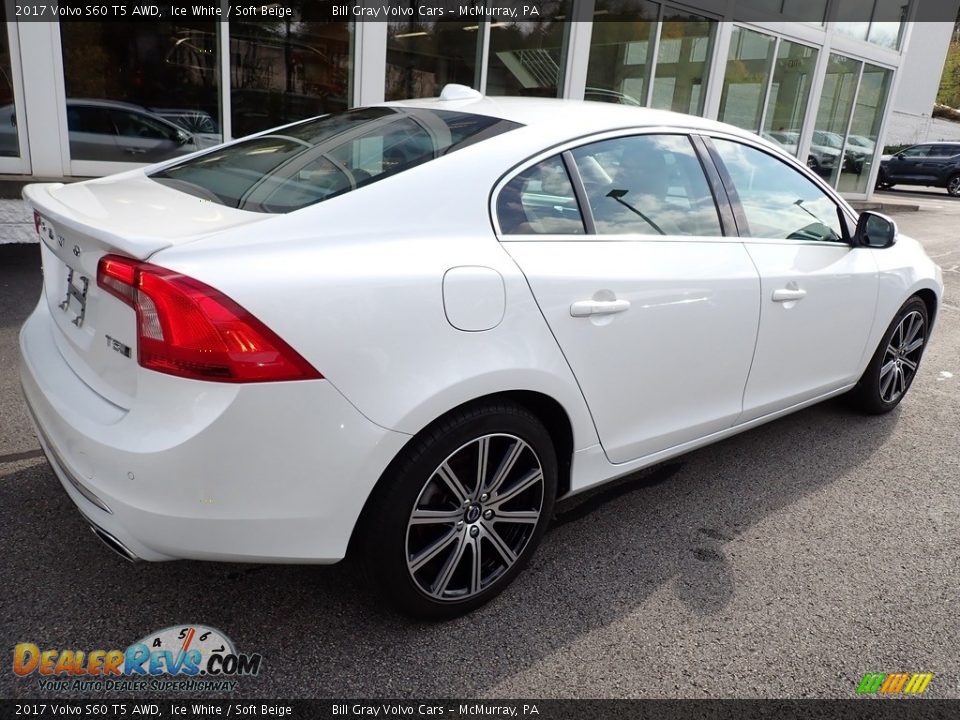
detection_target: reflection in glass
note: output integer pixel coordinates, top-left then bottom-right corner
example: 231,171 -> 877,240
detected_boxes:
571,134 -> 722,236
761,40 -> 818,158
718,27 -> 775,132
585,0 -> 659,106
712,138 -> 843,242
486,1 -> 571,98
153,107 -> 519,214
740,0 -> 829,23
868,0 -> 907,49
0,3 -> 20,158
230,17 -> 354,138
813,53 -> 860,185
838,64 -> 892,193
650,11 -> 715,114
385,17 -> 480,100
835,0 -> 904,49
59,22 -> 220,162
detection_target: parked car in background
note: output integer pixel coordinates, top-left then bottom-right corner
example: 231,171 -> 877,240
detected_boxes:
584,88 -> 644,106
764,130 -> 840,177
64,99 -> 208,162
0,99 -> 207,163
878,141 -> 960,195
20,89 -> 942,619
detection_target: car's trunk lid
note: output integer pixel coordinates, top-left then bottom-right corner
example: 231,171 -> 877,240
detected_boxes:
24,177 -> 272,409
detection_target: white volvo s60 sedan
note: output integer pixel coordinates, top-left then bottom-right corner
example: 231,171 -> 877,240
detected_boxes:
20,85 -> 943,619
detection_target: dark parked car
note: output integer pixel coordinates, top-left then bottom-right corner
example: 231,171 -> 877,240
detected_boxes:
878,142 -> 960,196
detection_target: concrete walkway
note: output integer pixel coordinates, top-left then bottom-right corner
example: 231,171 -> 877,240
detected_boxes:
0,199 -> 33,244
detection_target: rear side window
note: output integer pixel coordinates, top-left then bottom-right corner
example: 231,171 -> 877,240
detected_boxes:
930,145 -> 960,157
150,107 -> 521,213
497,156 -> 585,235
570,134 -> 722,236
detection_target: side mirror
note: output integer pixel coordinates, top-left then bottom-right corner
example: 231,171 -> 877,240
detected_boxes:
855,210 -> 897,248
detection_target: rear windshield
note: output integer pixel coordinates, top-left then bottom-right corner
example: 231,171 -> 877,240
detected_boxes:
149,107 -> 521,213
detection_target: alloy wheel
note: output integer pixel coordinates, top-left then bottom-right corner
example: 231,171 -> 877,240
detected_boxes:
405,433 -> 545,602
948,175 -> 960,196
878,310 -> 925,404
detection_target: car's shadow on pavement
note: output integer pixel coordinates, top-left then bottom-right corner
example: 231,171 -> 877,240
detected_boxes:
0,394 -> 899,699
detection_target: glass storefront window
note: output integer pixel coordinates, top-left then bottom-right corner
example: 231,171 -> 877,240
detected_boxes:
230,18 -> 353,138
584,0 -> 659,106
739,0 -> 829,24
812,53 -> 861,185
718,27 -> 776,132
761,40 -> 818,158
834,0 -> 906,50
0,6 -> 20,158
59,22 -> 220,163
486,3 -> 571,97
868,0 -> 907,49
385,17 -> 481,100
650,10 -> 715,115
838,63 -> 892,193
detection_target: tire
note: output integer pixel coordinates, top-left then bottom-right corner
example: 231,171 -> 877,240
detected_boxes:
849,297 -> 929,414
806,156 -> 819,171
359,402 -> 558,620
947,174 -> 960,197
876,172 -> 894,190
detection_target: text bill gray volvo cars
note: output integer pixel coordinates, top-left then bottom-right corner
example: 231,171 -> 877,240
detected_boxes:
19,85 -> 943,619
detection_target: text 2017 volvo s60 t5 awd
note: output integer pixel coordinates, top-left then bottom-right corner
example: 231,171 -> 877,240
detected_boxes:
20,85 -> 943,618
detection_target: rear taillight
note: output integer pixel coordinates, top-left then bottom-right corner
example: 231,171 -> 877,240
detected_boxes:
33,210 -> 42,234
97,255 -> 322,383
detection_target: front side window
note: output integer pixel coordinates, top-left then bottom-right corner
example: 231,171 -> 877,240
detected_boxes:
711,138 -> 844,242
899,145 -> 931,158
150,107 -> 520,213
570,134 -> 722,236
496,156 -> 584,235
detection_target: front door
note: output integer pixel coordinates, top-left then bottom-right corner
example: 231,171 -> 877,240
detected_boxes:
709,137 -> 879,421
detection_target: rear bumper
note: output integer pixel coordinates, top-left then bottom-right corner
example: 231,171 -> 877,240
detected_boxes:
19,299 -> 410,563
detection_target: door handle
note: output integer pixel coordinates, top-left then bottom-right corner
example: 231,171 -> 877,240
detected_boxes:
124,148 -> 147,155
570,299 -> 631,317
772,288 -> 807,302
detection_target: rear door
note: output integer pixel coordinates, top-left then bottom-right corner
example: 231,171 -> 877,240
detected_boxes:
885,144 -> 931,183
707,137 -> 878,421
66,105 -> 120,162
921,144 -> 960,184
108,109 -> 185,162
497,132 -> 761,464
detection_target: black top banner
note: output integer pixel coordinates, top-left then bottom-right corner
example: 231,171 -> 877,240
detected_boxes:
4,0 -> 960,23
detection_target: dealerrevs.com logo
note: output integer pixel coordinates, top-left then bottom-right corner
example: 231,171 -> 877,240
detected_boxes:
13,624 -> 262,693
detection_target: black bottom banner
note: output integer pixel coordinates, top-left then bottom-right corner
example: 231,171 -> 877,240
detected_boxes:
2,700 -> 959,720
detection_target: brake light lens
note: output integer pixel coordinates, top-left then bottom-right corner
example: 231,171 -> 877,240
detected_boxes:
97,255 -> 322,383
33,210 -> 42,234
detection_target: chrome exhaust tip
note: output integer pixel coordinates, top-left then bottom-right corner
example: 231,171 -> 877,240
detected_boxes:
89,524 -> 140,563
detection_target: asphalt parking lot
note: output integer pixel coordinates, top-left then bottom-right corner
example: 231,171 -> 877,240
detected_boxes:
1,190 -> 958,700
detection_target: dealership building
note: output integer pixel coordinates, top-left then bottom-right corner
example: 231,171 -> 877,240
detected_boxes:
0,0 -> 957,199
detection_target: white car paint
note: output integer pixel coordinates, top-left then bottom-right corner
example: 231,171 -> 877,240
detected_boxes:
19,94 -> 943,568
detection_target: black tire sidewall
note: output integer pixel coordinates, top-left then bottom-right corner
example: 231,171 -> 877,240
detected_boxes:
363,403 -> 558,620
854,297 -> 928,413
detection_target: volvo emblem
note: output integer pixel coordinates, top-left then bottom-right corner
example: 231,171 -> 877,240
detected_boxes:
72,245 -> 81,257
465,505 -> 482,523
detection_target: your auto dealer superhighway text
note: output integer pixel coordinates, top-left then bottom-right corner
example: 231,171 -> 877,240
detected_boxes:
333,705 -> 538,717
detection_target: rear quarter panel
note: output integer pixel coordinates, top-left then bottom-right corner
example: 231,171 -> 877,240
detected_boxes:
149,137 -> 602,455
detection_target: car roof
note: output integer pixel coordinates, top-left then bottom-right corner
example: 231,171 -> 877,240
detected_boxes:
383,95 -> 766,147
67,98 -> 150,112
